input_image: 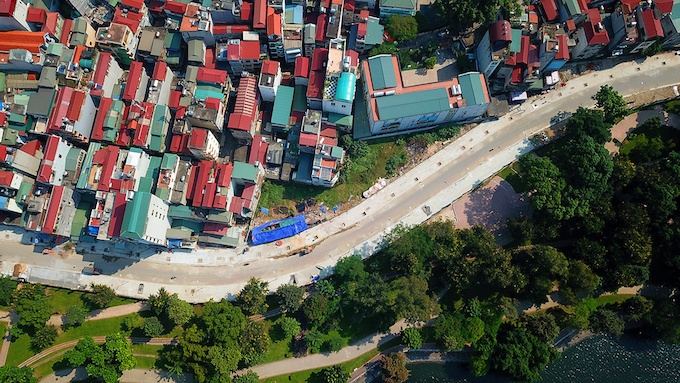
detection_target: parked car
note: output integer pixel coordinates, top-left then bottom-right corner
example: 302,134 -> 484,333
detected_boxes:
82,264 -> 101,275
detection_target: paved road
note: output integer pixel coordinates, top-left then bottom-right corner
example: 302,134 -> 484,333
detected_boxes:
1,54 -> 680,303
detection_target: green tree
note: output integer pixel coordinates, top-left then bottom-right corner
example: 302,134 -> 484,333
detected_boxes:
0,366 -> 38,383
519,155 -> 567,220
319,365 -> 349,383
13,283 -> 51,333
239,320 -> 270,367
340,134 -> 369,159
121,314 -> 140,335
392,275 -> 441,324
86,283 -> 116,309
317,279 -> 336,298
490,326 -> 560,382
397,49 -> 413,69
31,325 -> 57,351
147,287 -> 172,317
401,327 -> 423,349
424,56 -> 436,69
237,277 -> 269,316
276,284 -> 305,313
566,107 -> 612,144
64,304 -> 88,329
0,275 -> 16,306
167,297 -> 193,328
590,308 -> 625,337
435,0 -> 519,34
563,260 -> 600,294
279,317 -> 301,339
513,245 -> 568,305
302,294 -> 335,330
385,15 -> 418,42
592,85 -> 627,124
305,329 -> 324,353
143,316 -> 165,337
380,352 -> 410,383
619,296 -> 652,321
327,336 -> 345,352
433,312 -> 465,351
523,312 -> 559,343
233,370 -> 259,383
66,333 -> 136,383
368,41 -> 398,57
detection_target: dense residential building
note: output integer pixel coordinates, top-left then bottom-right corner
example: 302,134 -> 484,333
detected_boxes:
119,191 -> 171,245
0,0 -> 30,31
95,23 -> 139,66
378,0 -> 416,19
322,39 -> 357,116
258,60 -> 282,102
360,55 -> 491,136
228,76 -> 260,143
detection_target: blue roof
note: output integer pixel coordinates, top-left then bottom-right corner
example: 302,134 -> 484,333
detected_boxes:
335,72 -> 356,103
285,4 -> 304,24
251,214 -> 308,245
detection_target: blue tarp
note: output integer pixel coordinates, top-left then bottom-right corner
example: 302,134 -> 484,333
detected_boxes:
251,214 -> 309,245
168,239 -> 182,249
88,226 -> 99,235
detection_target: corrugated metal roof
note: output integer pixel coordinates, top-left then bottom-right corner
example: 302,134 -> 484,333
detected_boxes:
368,55 -> 396,90
120,191 -> 152,239
232,161 -> 258,182
271,85 -> 295,126
335,72 -> 356,103
379,0 -> 415,9
459,73 -> 488,106
376,88 -> 450,120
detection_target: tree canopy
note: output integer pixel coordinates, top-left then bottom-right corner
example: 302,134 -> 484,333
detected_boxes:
385,15 -> 418,42
66,334 -> 136,383
592,85 -> 627,124
380,352 -> 409,383
237,277 -> 269,316
0,366 -> 38,383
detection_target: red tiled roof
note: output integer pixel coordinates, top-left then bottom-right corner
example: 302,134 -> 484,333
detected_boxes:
228,196 -> 245,214
43,12 -> 58,36
96,146 -> 120,192
228,76 -> 258,131
584,9 -> 610,45
213,24 -> 250,35
0,31 -> 45,53
122,61 -> 144,101
19,140 -> 41,155
67,91 -> 86,121
164,0 -> 187,14
540,0 -> 558,21
307,70 -> 324,100
152,61 -> 167,80
91,97 -> 112,141
205,97 -> 221,111
267,6 -> 282,37
566,19 -> 576,31
42,185 -> 64,234
655,0 -> 674,14
577,0 -> 588,12
518,35 -> 530,65
262,60 -> 279,75
346,49 -> 359,67
169,90 -> 181,109
621,0 -> 637,13
91,52 -> 112,97
113,7 -> 142,34
0,112 -> 5,127
170,133 -> 190,154
122,0 -> 143,9
529,10 -> 538,24
241,1 -> 253,22
510,66 -> 524,84
148,0 -> 164,13
320,124 -> 336,138
60,18 -> 72,45
108,192 -> 127,237
359,9 -> 369,20
205,47 -> 216,69
202,182 -> 216,208
248,136 -> 268,165
316,14 -> 327,42
343,0 -> 355,11
188,128 -> 207,149
311,48 -> 328,71
0,171 -> 15,187
0,0 -> 17,16
294,56 -> 310,78
642,9 -> 664,39
299,133 -> 318,147
253,0 -> 266,28
203,222 -> 228,235
26,7 -> 46,23
242,183 -> 256,199
190,160 -> 213,207
196,67 -> 227,84
489,20 -> 512,43
216,162 -> 232,186
556,34 -> 570,60
241,40 -> 260,59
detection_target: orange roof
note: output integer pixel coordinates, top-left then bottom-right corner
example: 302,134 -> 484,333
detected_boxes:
267,6 -> 282,37
0,31 -> 45,53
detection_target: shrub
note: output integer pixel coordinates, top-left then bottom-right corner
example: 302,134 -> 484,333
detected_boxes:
424,56 -> 437,69
143,316 -> 165,337
401,327 -> 422,349
327,336 -> 345,352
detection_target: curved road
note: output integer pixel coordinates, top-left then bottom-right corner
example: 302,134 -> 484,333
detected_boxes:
1,54 -> 680,303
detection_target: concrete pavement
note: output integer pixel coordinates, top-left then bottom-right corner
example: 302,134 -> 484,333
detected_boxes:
1,53 -> 680,303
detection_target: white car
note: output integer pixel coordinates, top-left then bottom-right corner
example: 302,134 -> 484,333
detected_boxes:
675,51 -> 680,55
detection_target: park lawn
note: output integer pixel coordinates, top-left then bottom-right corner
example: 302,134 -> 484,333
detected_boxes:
0,321 -> 6,337
260,338 -> 401,383
593,294 -> 636,308
5,333 -> 33,366
258,141 -> 405,209
131,343 -> 165,355
497,162 -> 529,194
135,356 -> 160,369
619,120 -> 680,157
45,287 -> 137,314
263,314 -> 293,363
665,99 -> 680,115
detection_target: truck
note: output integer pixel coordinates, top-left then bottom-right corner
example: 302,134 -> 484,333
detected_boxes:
82,264 -> 101,275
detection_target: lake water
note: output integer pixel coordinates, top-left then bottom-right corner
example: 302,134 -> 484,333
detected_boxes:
406,335 -> 680,382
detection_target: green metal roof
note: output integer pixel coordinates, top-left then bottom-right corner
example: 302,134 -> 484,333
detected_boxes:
272,85 -> 295,126
120,191 -> 152,240
165,32 -> 182,50
206,210 -> 233,223
46,43 -> 63,56
379,0 -> 416,10
368,55 -> 397,90
155,187 -> 170,200
458,73 -> 488,106
26,88 -> 56,117
336,72 -> 356,103
137,176 -> 154,193
65,148 -> 82,172
172,219 -> 203,233
673,3 -> 680,30
375,88 -> 450,120
0,73 -> 5,93
330,146 -> 344,159
366,17 -> 384,45
293,84 -> 308,112
161,153 -> 178,170
232,161 -> 259,182
16,181 -> 33,204
166,227 -> 193,239
71,201 -> 91,239
510,30 -> 522,53
151,105 -> 169,136
563,0 -> 579,15
73,18 -> 88,33
328,113 -> 353,127
146,156 -> 162,179
168,204 -> 193,219
149,135 -> 164,152
187,39 -> 205,62
1,128 -> 18,146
